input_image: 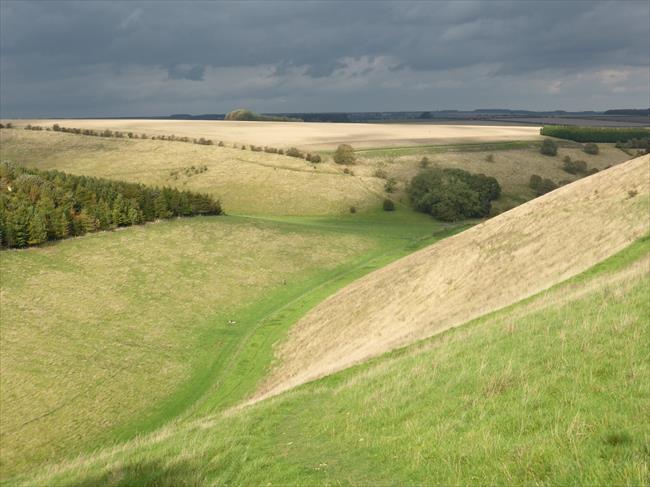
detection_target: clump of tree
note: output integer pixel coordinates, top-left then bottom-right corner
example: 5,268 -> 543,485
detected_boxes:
562,157 -> 588,175
195,138 -> 214,145
0,162 -> 222,249
539,139 -> 558,156
583,143 -> 599,155
305,153 -> 322,163
408,168 -> 501,221
285,147 -> 303,158
540,125 -> 650,143
529,175 -> 558,196
333,144 -> 356,164
615,137 -> 650,155
224,108 -> 302,122
0,122 -> 13,129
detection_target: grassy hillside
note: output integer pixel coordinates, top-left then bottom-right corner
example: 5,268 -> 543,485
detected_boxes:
0,210 -> 461,478
15,234 -> 649,486
0,129 -> 384,216
1,129 -> 631,218
348,141 -> 632,213
256,155 -> 649,401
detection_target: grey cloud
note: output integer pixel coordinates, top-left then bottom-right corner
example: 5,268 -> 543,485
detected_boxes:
167,65 -> 205,81
0,0 -> 648,117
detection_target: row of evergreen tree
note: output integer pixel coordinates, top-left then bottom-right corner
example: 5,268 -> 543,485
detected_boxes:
0,162 -> 222,249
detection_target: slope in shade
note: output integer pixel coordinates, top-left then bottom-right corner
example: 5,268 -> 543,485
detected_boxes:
254,154 -> 650,402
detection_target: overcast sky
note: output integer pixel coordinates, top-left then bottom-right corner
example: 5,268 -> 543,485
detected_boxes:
1,0 -> 648,117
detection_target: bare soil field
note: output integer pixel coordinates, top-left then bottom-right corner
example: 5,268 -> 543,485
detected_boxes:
253,155 -> 650,402
19,119 -> 542,150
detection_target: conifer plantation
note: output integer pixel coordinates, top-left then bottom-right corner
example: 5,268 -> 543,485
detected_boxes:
0,162 -> 222,248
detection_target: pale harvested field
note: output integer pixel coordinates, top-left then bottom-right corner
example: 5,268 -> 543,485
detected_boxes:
253,155 -> 650,402
20,119 -> 542,150
0,130 -> 383,215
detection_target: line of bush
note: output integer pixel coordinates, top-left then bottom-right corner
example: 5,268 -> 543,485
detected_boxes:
22,124 -> 325,164
540,125 -> 650,143
408,168 -> 501,221
0,162 -> 222,249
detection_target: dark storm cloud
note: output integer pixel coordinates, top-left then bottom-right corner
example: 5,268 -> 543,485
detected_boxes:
1,0 -> 648,117
167,65 -> 205,81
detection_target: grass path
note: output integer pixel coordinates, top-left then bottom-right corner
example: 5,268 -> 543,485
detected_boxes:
184,213 -> 470,417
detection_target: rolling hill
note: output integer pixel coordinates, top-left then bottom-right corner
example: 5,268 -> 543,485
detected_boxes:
14,186 -> 649,487
253,155 -> 650,403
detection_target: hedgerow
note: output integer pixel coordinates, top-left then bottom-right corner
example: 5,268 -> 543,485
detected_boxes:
540,126 -> 650,143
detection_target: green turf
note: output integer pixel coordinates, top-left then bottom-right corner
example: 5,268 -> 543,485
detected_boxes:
17,236 -> 649,487
0,207 -> 466,479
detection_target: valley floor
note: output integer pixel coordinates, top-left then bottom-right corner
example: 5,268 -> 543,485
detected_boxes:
13,234 -> 650,487
0,209 -> 463,479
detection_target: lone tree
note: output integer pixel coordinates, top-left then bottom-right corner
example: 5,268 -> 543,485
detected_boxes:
333,144 -> 356,164
583,143 -> 599,155
540,139 -> 558,156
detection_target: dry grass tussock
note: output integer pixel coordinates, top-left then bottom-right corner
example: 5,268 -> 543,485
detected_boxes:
19,119 -> 542,150
253,155 -> 650,403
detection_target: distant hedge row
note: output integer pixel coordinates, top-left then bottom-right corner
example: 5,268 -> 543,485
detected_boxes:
540,126 -> 650,143
21,124 -> 325,163
0,162 -> 222,249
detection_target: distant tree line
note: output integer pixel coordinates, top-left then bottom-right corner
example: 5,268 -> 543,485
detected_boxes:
408,168 -> 501,221
0,162 -> 222,249
540,126 -> 650,143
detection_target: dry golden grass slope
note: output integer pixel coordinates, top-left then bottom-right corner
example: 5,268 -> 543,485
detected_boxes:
22,119 -> 542,150
253,154 -> 650,403
0,130 -> 383,215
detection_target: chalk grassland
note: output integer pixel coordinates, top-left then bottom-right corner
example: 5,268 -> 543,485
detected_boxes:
0,217 -> 372,475
0,210 -> 458,478
17,236 -> 650,486
0,130 -> 384,216
348,141 -> 631,213
0,130 -> 631,217
254,155 -> 650,402
20,119 -> 543,150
